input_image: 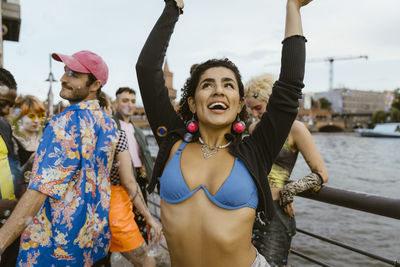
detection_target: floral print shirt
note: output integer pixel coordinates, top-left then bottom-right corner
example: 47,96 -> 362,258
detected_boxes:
17,100 -> 119,266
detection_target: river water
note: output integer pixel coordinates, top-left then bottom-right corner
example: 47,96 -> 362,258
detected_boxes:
146,132 -> 399,266
288,132 -> 400,266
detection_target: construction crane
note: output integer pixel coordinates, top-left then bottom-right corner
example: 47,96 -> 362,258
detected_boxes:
307,55 -> 368,90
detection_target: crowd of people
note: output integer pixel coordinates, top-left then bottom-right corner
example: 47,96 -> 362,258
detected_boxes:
0,0 -> 328,266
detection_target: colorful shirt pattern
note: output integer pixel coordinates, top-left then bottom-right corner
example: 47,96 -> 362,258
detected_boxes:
17,100 -> 119,266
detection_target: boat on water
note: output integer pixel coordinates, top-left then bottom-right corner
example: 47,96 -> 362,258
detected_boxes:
355,123 -> 400,137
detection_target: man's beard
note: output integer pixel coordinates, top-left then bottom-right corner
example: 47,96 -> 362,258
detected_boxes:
61,83 -> 90,103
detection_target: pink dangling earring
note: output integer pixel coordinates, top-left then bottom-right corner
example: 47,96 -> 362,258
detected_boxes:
186,114 -> 198,133
232,114 -> 246,134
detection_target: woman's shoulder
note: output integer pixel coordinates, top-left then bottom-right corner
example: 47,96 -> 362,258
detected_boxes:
289,120 -> 310,148
290,120 -> 308,135
13,133 -> 27,147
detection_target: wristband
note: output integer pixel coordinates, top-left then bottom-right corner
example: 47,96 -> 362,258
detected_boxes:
280,172 -> 323,207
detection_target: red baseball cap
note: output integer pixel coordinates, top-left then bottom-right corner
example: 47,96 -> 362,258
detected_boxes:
52,50 -> 109,86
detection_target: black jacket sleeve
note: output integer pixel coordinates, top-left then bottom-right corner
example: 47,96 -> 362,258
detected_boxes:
249,35 -> 306,174
136,0 -> 185,146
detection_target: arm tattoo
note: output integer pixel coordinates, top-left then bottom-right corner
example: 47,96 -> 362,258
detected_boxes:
130,185 -> 139,202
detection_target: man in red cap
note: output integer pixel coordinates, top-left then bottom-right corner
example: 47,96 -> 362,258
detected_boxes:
0,50 -> 119,266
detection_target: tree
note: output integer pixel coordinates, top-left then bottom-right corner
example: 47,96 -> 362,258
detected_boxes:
319,97 -> 332,110
390,107 -> 400,122
391,88 -> 400,110
311,97 -> 332,109
372,110 -> 388,124
311,98 -> 317,108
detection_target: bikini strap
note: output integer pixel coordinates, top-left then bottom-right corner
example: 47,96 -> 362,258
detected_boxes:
177,141 -> 188,151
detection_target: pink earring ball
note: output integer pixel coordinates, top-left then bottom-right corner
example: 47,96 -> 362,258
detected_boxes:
187,121 -> 198,133
233,121 -> 246,133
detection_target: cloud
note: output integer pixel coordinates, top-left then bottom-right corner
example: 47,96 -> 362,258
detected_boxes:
4,0 -> 400,106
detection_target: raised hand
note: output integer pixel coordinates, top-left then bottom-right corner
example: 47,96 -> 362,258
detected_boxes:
288,0 -> 313,9
299,0 -> 313,7
174,0 -> 184,9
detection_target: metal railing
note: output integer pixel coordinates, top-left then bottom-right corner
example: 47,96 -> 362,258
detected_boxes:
293,186 -> 400,266
146,186 -> 400,266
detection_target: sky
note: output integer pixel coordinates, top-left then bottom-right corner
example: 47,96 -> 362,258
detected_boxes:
3,0 -> 400,106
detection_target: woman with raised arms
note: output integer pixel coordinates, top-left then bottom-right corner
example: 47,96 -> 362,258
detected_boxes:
136,0 -> 312,266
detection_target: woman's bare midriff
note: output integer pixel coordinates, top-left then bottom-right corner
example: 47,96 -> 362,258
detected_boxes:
160,141 -> 258,266
161,193 -> 257,267
161,194 -> 256,267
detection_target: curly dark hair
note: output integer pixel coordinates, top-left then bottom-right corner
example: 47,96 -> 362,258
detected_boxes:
97,91 -> 110,108
86,73 -> 103,100
177,58 -> 248,134
0,68 -> 17,89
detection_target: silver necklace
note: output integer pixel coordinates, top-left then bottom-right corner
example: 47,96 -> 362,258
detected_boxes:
198,137 -> 232,159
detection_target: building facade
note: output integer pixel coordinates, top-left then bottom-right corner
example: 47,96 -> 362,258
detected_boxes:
314,88 -> 386,115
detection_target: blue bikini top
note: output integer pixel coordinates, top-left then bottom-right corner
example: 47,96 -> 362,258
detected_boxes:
159,142 -> 258,210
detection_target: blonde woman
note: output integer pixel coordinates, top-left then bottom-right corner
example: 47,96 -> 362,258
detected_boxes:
245,73 -> 328,266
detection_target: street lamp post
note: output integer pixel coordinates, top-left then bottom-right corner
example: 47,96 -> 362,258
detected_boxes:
45,54 -> 57,116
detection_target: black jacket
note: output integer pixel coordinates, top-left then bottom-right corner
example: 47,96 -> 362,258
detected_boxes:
136,0 -> 305,223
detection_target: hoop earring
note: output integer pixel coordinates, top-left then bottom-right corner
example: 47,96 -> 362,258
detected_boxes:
232,114 -> 246,134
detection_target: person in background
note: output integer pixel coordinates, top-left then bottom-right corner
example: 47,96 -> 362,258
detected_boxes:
113,87 -> 154,242
135,0 -> 311,266
98,92 -> 162,267
0,67 -> 21,267
245,73 -> 328,266
12,95 -> 45,155
11,95 -> 46,198
0,50 -> 119,266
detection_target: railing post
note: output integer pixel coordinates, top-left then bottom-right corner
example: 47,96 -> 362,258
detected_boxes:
395,257 -> 400,267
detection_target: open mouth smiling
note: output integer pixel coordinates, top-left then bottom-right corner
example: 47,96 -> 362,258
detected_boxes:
208,101 -> 228,111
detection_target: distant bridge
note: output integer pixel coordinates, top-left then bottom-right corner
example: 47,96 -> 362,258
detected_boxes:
301,120 -> 346,132
313,121 -> 346,132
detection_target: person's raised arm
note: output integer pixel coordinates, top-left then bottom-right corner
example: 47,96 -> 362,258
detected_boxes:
250,0 -> 310,172
285,0 -> 312,38
136,0 -> 185,145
